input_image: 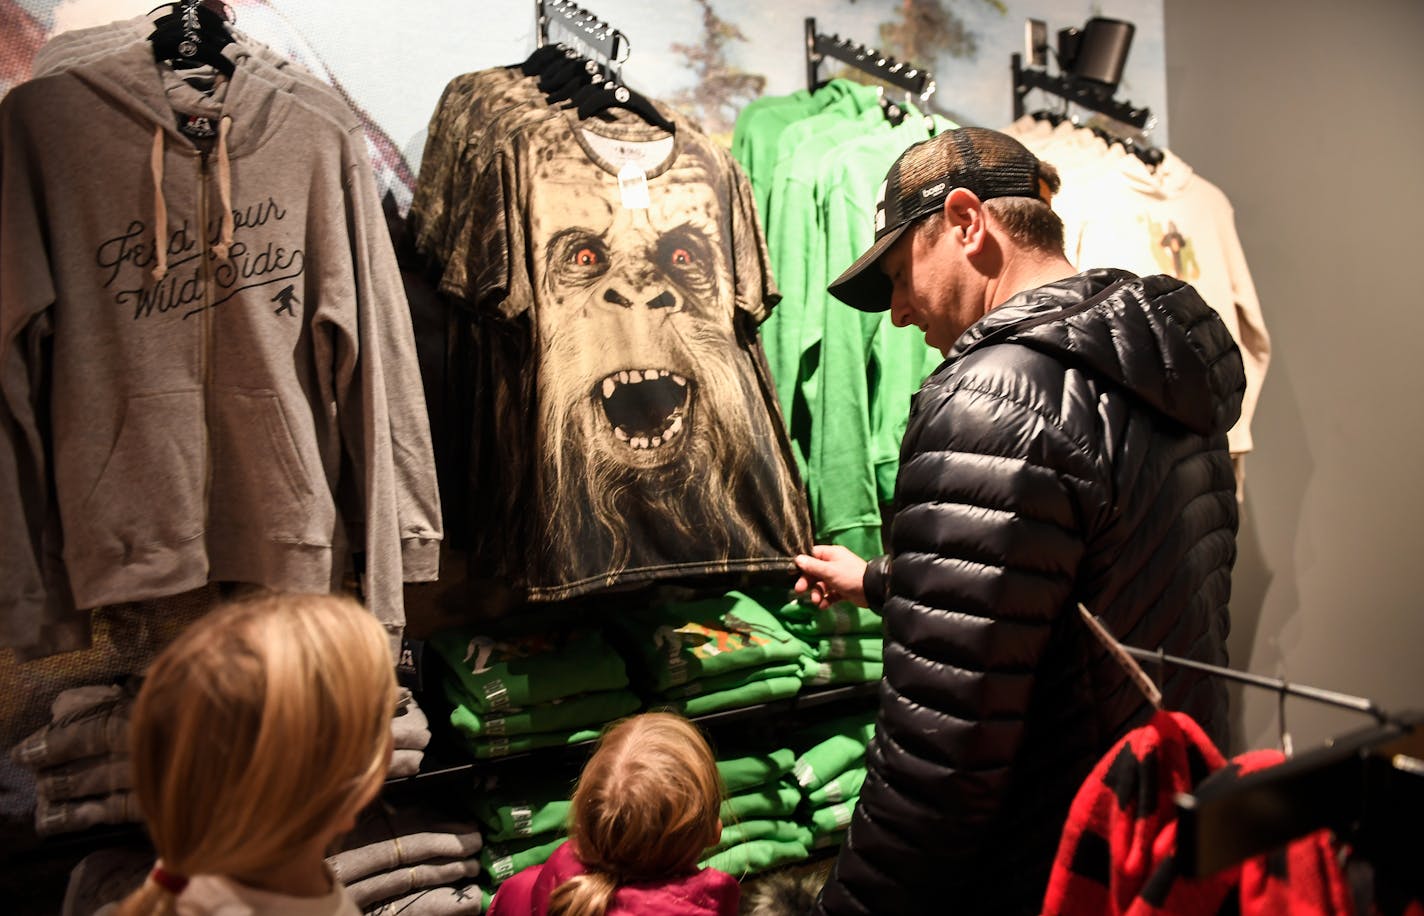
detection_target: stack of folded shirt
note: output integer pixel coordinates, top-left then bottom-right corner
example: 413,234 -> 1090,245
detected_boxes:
790,712 -> 877,851
618,591 -> 816,716
777,600 -> 884,689
466,768 -> 573,886
10,683 -> 141,836
429,629 -> 639,760
328,800 -> 485,915
388,688 -> 434,778
701,747 -> 811,877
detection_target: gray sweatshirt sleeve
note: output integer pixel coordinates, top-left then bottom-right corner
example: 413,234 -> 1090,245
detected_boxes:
326,132 -> 442,650
0,97 -> 70,653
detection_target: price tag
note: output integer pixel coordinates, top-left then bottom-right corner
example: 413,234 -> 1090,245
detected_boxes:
618,159 -> 650,210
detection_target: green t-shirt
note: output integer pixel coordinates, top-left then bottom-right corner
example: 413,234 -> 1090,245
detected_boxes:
480,834 -> 565,885
791,716 -> 876,791
805,659 -> 883,688
779,600 -> 884,638
663,660 -> 807,699
666,674 -> 806,717
446,684 -> 640,738
715,747 -> 796,795
429,629 -> 629,713
699,836 -> 812,877
809,798 -> 859,836
619,592 -> 812,692
814,635 -> 884,661
720,781 -> 801,823
807,767 -> 867,807
712,817 -> 806,853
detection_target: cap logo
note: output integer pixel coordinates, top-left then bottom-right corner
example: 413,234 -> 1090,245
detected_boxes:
920,182 -> 947,199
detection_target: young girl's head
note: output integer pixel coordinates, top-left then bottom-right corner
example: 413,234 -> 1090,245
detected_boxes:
116,592 -> 397,915
550,712 -> 724,916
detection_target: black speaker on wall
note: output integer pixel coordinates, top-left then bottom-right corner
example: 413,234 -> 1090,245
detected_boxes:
1072,17 -> 1135,96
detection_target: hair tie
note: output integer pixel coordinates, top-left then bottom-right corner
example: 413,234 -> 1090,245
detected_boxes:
150,865 -> 189,895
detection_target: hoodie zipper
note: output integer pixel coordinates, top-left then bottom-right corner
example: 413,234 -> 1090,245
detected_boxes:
196,150 -> 214,530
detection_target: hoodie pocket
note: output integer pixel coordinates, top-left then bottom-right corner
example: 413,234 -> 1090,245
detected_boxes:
80,392 -> 205,550
210,389 -> 330,545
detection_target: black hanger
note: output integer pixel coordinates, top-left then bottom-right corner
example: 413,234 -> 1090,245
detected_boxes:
563,71 -> 612,109
537,54 -> 586,93
545,60 -> 601,105
149,1 -> 234,77
879,94 -> 907,127
576,81 -> 675,133
520,44 -> 565,77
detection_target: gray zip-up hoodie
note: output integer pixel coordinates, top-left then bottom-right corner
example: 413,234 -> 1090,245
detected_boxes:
0,40 -> 441,656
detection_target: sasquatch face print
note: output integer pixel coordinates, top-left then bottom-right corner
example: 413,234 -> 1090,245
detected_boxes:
474,118 -> 809,600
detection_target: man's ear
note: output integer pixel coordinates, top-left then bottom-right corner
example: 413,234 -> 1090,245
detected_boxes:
943,187 -> 986,253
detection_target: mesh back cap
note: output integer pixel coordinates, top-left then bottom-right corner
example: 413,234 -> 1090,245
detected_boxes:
828,127 -> 1048,312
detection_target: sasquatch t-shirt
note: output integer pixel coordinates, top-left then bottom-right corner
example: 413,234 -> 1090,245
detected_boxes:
453,108 -> 810,601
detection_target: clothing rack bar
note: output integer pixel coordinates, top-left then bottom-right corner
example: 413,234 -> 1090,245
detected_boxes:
1119,644 -> 1391,723
805,17 -> 935,99
1175,713 -> 1424,880
1011,51 -> 1150,129
536,0 -> 626,66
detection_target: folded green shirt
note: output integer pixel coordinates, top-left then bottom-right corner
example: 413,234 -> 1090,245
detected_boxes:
460,727 -> 602,760
468,789 -> 572,844
780,603 -> 883,639
716,747 -> 795,795
712,817 -> 806,853
720,782 -> 801,823
814,636 -> 884,662
663,660 -> 807,699
480,834 -> 565,885
809,798 -> 858,836
805,660 -> 883,688
806,768 -> 866,807
620,592 -> 812,691
791,719 -> 876,791
668,675 -> 805,717
429,629 -> 629,713
446,683 -> 640,738
699,836 -> 812,877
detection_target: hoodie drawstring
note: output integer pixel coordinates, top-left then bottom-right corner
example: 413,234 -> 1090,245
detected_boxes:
211,115 -> 233,260
150,127 -> 168,282
151,115 -> 233,284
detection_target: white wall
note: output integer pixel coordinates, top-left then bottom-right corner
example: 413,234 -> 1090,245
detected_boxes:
1164,0 -> 1424,752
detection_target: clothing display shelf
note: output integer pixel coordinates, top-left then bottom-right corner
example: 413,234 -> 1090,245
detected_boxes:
804,17 -> 935,124
389,681 -> 879,787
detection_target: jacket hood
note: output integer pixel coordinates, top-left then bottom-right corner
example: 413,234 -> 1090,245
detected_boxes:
1119,147 -> 1195,199
950,268 -> 1245,438
65,38 -> 290,155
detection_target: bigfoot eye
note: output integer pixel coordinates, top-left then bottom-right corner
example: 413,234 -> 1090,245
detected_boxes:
573,247 -> 602,267
670,248 -> 694,266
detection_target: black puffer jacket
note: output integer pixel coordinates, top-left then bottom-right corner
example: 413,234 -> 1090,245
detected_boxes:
814,269 -> 1245,916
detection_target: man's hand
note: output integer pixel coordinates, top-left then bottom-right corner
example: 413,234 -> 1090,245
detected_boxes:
794,545 -> 869,609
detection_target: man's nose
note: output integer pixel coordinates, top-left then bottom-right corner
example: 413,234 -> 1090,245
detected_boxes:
889,299 -> 912,328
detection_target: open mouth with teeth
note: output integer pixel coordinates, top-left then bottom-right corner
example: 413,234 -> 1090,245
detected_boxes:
594,368 -> 693,452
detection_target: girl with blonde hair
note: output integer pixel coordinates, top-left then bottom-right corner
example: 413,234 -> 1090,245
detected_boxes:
489,712 -> 739,916
108,592 -> 397,916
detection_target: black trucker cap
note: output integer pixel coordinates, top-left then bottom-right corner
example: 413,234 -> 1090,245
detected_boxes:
828,127 -> 1050,312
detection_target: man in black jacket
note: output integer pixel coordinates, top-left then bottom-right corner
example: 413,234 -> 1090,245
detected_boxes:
793,127 -> 1245,915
